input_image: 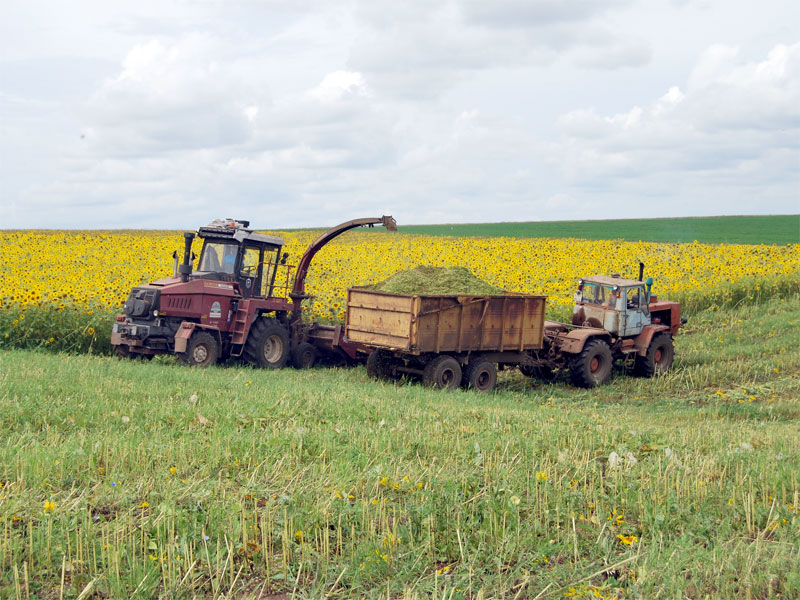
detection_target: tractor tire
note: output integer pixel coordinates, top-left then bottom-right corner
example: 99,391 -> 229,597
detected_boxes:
634,334 -> 674,377
244,319 -> 290,369
292,342 -> 317,369
463,358 -> 497,392
179,331 -> 219,368
422,355 -> 462,390
366,349 -> 395,380
519,363 -> 557,381
569,338 -> 613,388
114,344 -> 131,359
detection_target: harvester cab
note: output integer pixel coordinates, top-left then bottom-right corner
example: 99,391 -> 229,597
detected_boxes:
191,219 -> 286,299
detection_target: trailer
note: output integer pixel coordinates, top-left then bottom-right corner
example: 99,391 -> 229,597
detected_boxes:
345,288 -> 547,391
353,266 -> 685,390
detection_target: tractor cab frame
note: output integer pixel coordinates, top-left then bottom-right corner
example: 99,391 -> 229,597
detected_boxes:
572,274 -> 653,337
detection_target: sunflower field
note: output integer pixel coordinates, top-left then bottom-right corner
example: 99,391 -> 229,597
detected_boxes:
0,228 -> 798,354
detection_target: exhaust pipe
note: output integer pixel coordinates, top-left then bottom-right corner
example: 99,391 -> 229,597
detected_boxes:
638,262 -> 645,282
179,232 -> 195,282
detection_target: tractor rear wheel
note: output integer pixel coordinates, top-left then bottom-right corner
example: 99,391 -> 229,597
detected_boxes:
366,349 -> 395,380
422,355 -> 462,390
292,342 -> 317,369
569,338 -> 613,388
180,331 -> 219,367
635,334 -> 674,377
245,319 -> 290,369
463,359 -> 497,392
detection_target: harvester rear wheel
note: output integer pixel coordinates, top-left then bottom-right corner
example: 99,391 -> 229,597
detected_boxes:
244,319 -> 290,369
292,342 -> 317,369
423,356 -> 462,390
635,334 -> 674,377
569,338 -> 613,388
463,359 -> 497,392
366,349 -> 395,380
180,331 -> 219,368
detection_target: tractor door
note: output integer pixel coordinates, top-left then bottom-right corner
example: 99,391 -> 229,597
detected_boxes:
620,286 -> 649,337
237,244 -> 263,299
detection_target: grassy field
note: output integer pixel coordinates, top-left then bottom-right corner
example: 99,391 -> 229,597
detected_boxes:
1,296 -> 798,599
359,215 -> 800,245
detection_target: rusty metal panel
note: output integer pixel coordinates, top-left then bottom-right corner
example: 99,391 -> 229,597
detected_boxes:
345,289 -> 416,350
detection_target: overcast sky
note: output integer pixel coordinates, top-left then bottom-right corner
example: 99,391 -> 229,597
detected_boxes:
1,0 -> 798,229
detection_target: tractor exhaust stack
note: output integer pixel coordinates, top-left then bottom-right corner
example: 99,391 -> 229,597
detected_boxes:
179,232 -> 195,282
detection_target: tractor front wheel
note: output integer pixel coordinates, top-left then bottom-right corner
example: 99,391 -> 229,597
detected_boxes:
180,332 -> 219,367
569,338 -> 613,388
244,319 -> 290,369
423,356 -> 462,390
635,334 -> 674,377
114,345 -> 130,359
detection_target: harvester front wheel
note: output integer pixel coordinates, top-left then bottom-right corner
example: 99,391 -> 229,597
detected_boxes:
245,319 -> 290,369
569,338 -> 613,388
635,334 -> 674,377
463,359 -> 497,392
180,332 -> 219,368
423,356 -> 462,390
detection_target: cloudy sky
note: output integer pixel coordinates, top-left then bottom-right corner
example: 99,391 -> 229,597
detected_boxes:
1,0 -> 798,229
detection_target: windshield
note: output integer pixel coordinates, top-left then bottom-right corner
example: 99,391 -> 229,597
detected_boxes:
581,283 -> 618,307
198,242 -> 238,274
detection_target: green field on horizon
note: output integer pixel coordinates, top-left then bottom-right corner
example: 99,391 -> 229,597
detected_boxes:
356,214 -> 800,245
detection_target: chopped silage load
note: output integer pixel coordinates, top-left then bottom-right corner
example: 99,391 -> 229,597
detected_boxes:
366,265 -> 503,295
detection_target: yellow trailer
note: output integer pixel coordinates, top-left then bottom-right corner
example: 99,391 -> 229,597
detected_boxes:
345,288 -> 546,390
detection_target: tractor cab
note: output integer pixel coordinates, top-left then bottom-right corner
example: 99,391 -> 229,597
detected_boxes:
194,219 -> 286,299
572,274 -> 652,337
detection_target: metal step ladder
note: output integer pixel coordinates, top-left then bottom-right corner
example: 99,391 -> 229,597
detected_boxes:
230,300 -> 251,355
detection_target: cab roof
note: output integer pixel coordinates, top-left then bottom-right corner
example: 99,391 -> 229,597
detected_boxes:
197,218 -> 283,248
582,275 -> 643,287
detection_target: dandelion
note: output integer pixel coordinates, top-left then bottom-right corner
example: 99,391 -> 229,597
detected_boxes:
617,534 -> 638,546
43,500 -> 55,513
295,530 -> 303,543
536,471 -> 547,482
138,501 -> 149,509
169,466 -> 177,475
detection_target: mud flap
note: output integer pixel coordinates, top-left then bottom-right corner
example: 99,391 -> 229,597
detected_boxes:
174,322 -> 197,353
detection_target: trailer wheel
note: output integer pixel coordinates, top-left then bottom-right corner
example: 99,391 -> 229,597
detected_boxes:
423,356 -> 462,390
244,319 -> 290,369
292,342 -> 317,369
463,359 -> 497,392
569,338 -> 613,388
180,331 -> 219,368
366,349 -> 395,380
635,334 -> 674,377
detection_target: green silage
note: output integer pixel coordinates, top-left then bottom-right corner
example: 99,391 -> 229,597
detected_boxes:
365,265 -> 503,295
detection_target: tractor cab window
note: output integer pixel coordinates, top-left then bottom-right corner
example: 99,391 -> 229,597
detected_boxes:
626,287 -> 641,309
199,242 -> 238,274
582,283 -> 617,306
